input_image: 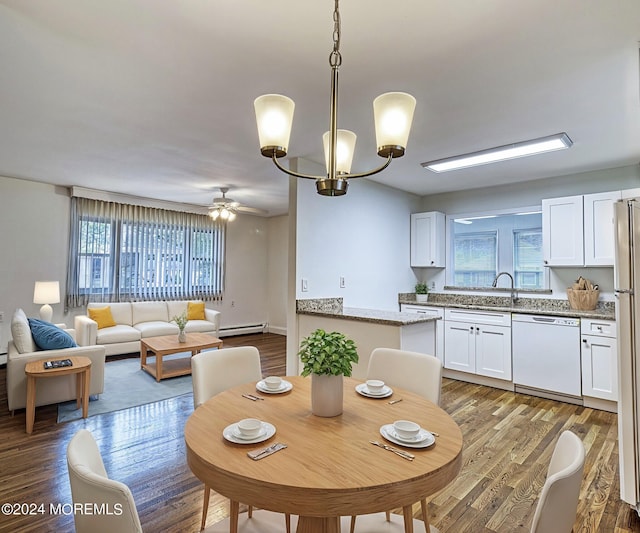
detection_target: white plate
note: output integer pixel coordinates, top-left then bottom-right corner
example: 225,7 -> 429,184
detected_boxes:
355,383 -> 393,399
223,422 -> 276,444
233,426 -> 267,440
256,379 -> 293,394
380,424 -> 435,449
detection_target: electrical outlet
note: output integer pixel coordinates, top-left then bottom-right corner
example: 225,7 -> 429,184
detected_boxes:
301,278 -> 308,292
231,300 -> 235,308
431,281 -> 436,290
340,276 -> 345,288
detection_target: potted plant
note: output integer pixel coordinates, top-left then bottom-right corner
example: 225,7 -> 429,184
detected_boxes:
172,311 -> 188,342
415,282 -> 429,303
298,329 -> 358,417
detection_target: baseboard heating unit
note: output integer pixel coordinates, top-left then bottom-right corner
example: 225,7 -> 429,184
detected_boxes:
218,324 -> 267,337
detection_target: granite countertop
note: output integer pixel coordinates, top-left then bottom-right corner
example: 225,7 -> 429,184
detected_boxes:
398,293 -> 616,321
296,299 -> 439,326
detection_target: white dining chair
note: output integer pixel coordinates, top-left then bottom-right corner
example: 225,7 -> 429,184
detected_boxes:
66,429 -> 143,533
192,346 -> 291,533
530,430 -> 585,533
351,347 -> 443,533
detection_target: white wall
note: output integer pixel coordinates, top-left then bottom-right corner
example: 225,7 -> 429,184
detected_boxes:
267,215 -> 288,334
0,176 -> 278,363
294,158 -> 422,311
0,177 -> 70,360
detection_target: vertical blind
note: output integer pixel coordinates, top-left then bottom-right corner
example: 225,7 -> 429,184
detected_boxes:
66,197 -> 225,308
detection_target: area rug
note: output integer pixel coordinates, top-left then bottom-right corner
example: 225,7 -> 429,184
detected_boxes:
57,355 -> 193,423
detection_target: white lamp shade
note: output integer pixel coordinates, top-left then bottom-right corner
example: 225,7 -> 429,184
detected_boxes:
33,281 -> 60,304
373,92 -> 416,156
323,129 -> 357,174
254,94 -> 295,156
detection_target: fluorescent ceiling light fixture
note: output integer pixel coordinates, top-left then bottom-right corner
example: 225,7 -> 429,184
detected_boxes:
421,132 -> 573,173
515,210 -> 542,216
454,215 -> 497,224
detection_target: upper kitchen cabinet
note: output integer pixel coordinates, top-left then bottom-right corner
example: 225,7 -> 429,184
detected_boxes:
542,191 -> 620,267
410,211 -> 445,267
584,191 -> 621,265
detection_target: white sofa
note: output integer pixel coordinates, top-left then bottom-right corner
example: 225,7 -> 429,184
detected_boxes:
74,300 -> 221,357
7,308 -> 106,412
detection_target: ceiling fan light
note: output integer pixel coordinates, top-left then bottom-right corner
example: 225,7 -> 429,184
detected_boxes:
254,94 -> 295,158
228,211 -> 237,221
323,129 -> 357,174
374,92 -> 416,158
209,209 -> 220,220
220,208 -> 230,220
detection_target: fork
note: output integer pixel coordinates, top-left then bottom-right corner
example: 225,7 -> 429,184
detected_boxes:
369,440 -> 415,461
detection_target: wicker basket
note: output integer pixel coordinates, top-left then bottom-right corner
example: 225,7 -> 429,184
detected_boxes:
566,288 -> 599,311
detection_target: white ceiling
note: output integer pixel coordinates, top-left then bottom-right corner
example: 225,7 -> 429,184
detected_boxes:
1,0 -> 640,217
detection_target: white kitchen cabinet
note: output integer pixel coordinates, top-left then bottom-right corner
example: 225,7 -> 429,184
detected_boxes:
583,191 -> 621,266
542,195 -> 584,266
400,304 -> 444,363
444,309 -> 512,380
410,211 -> 445,267
542,191 -> 620,267
581,319 -> 617,402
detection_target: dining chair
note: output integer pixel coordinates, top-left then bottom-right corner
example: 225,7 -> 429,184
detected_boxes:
351,347 -> 443,533
530,430 -> 585,533
192,346 -> 291,532
66,429 -> 143,533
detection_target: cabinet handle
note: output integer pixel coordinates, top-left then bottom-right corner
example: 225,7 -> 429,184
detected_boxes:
430,260 -> 434,265
469,326 -> 474,333
476,327 -> 480,335
544,259 -> 548,265
582,339 -> 588,347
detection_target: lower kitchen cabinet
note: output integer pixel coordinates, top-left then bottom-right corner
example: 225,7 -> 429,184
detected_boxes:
444,309 -> 512,380
581,319 -> 617,404
400,304 -> 444,363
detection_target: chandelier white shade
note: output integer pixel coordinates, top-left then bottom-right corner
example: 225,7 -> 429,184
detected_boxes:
208,206 -> 236,221
33,280 -> 60,322
254,0 -> 415,197
254,94 -> 295,158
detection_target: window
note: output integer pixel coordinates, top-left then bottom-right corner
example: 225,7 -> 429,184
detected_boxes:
449,210 -> 544,289
67,197 -> 225,307
453,232 -> 497,286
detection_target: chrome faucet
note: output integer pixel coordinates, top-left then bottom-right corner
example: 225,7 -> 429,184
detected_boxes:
492,272 -> 518,306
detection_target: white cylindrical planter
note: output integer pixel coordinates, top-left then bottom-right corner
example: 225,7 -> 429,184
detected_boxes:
311,374 -> 343,417
416,294 -> 429,303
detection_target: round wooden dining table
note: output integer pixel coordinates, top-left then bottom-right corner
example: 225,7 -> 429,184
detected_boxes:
185,376 -> 463,533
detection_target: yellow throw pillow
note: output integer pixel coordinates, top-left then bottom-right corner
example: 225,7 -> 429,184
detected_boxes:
187,301 -> 206,321
88,306 -> 117,329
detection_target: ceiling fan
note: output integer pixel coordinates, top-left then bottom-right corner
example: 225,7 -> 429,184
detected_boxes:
207,187 -> 266,221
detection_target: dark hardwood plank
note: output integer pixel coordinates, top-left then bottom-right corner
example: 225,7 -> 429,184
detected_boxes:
0,333 -> 639,532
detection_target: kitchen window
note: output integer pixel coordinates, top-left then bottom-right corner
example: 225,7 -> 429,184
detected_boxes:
448,209 -> 544,289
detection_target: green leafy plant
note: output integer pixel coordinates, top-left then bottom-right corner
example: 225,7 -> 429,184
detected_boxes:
172,311 -> 188,331
415,282 -> 429,295
298,329 -> 358,377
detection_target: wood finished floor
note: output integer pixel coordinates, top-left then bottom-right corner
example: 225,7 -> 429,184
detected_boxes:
1,332 -> 639,532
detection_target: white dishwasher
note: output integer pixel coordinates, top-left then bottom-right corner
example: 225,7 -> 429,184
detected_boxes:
512,314 -> 581,399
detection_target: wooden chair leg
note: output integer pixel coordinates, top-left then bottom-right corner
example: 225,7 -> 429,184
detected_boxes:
200,485 -> 210,531
420,499 -> 430,530
230,500 -> 240,533
350,515 -> 357,533
385,511 -> 391,522
248,505 -> 253,518
402,505 -> 414,533
286,513 -> 291,533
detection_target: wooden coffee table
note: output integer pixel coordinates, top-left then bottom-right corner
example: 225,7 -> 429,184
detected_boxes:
24,355 -> 92,434
140,332 -> 223,382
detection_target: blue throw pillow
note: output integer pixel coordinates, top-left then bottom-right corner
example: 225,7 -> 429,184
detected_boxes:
28,318 -> 77,350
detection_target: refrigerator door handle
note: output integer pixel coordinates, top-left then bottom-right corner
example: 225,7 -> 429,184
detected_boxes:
615,288 -> 635,295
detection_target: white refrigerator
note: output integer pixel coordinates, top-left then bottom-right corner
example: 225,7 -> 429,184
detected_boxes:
615,198 -> 640,511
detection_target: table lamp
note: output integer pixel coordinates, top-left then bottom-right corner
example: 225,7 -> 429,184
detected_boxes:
33,281 -> 60,322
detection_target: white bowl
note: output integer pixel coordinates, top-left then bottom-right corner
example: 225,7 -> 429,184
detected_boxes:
393,420 -> 421,440
237,418 -> 262,438
366,379 -> 385,393
264,376 -> 283,390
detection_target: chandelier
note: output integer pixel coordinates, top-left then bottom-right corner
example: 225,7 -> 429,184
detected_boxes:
254,0 -> 416,197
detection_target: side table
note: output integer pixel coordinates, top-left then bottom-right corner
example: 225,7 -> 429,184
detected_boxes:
24,355 -> 92,434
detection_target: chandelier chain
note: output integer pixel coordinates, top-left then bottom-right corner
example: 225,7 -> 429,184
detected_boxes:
329,0 -> 342,67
